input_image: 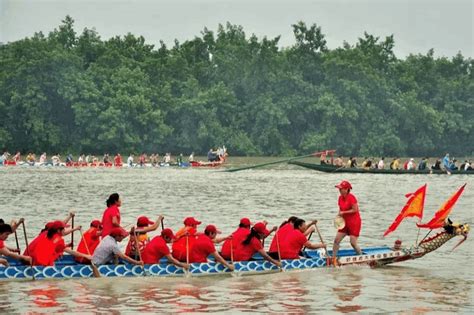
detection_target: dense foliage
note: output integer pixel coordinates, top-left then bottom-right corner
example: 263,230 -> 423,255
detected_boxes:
1,16 -> 472,156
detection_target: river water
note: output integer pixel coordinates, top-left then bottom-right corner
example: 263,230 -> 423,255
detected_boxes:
0,158 -> 473,313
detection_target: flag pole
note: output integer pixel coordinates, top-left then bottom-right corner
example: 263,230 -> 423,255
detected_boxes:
415,226 -> 421,245
415,218 -> 421,245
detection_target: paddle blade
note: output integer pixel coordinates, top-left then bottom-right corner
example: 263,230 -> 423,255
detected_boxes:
91,264 -> 101,278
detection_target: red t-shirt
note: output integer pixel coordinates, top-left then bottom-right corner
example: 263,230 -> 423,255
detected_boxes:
125,233 -> 149,257
279,229 -> 307,259
189,234 -> 215,263
221,227 -> 249,259
269,222 -> 293,253
101,204 -> 121,237
75,227 -> 101,263
233,232 -> 263,261
32,234 -> 66,266
142,236 -> 170,264
0,239 -> 5,250
338,193 -> 361,224
172,234 -> 197,262
23,231 -> 47,256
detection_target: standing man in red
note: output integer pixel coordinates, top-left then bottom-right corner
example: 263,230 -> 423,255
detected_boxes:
101,193 -> 122,237
332,180 -> 362,266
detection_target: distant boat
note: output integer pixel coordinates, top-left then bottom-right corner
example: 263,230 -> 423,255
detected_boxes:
289,161 -> 474,175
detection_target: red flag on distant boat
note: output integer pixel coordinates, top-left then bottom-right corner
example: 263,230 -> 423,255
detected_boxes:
383,184 -> 427,237
417,184 -> 466,229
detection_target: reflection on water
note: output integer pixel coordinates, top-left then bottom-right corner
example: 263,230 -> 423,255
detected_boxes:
0,266 -> 472,313
332,270 -> 363,313
0,166 -> 473,313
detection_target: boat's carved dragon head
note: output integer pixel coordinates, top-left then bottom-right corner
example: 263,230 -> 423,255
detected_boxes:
418,218 -> 469,253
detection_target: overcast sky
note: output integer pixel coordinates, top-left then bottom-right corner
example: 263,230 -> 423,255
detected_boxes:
0,0 -> 472,58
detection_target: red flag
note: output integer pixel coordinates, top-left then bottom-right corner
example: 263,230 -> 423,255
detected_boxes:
383,184 -> 427,237
417,184 -> 466,229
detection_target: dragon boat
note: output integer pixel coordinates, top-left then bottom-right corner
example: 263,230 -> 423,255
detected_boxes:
190,159 -> 226,167
289,161 -> 474,175
0,221 -> 468,281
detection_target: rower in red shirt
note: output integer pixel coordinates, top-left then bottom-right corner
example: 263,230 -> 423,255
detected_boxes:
23,212 -> 78,256
101,193 -> 122,237
30,221 -> 91,266
269,217 -> 317,258
125,215 -> 162,259
220,218 -> 252,260
172,217 -> 201,262
141,228 -> 189,270
76,219 -> 102,263
0,224 -> 32,266
268,216 -> 298,255
279,218 -> 325,259
188,225 -> 233,270
114,154 -> 122,167
232,222 -> 280,267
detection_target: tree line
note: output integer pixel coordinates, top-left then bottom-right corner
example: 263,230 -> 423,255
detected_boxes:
0,16 -> 472,156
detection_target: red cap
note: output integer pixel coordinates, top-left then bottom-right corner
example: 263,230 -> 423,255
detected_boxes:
50,220 -> 68,230
110,227 -> 129,237
205,224 -> 221,234
240,218 -> 251,227
161,228 -> 176,240
45,221 -> 55,229
90,220 -> 102,229
184,217 -> 201,226
137,216 -> 154,227
335,180 -> 352,190
253,222 -> 270,236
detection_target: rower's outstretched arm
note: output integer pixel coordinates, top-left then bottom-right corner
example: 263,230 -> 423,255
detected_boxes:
211,251 -> 234,271
0,247 -> 32,264
304,225 -> 316,237
63,212 -> 75,224
135,215 -> 164,233
63,225 -> 81,236
116,251 -> 143,266
303,241 -> 326,250
10,218 -> 24,232
164,254 -> 189,270
257,249 -> 281,267
64,248 -> 91,261
212,235 -> 230,244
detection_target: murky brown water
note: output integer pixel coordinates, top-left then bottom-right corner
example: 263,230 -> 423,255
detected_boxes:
1,158 -> 473,313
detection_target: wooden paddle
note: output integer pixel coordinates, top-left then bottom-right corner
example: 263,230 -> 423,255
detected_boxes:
224,150 -> 335,172
315,222 -> 330,266
275,228 -> 283,272
71,215 -> 75,249
14,230 -> 20,253
21,221 -> 35,280
230,238 -> 234,265
185,234 -> 191,277
79,229 -> 101,278
132,228 -> 146,276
